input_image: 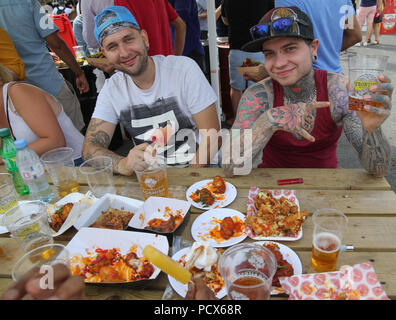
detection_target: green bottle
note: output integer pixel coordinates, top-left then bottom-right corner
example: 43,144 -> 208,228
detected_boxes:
0,128 -> 29,195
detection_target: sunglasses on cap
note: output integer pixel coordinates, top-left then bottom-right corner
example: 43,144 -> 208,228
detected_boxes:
250,8 -> 309,41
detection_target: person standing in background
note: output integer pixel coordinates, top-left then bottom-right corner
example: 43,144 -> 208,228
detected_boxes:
0,27 -> 25,81
0,0 -> 89,132
81,0 -> 114,50
221,0 -> 274,122
114,0 -> 186,56
72,1 -> 89,56
366,0 -> 386,45
169,0 -> 205,71
356,0 -> 382,46
275,0 -> 361,73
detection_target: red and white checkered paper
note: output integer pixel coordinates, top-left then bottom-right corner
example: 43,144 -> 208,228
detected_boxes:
246,186 -> 301,240
279,261 -> 389,300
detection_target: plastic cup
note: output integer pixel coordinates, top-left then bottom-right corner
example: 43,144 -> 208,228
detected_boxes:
0,173 -> 18,218
40,147 -> 79,199
135,159 -> 169,200
311,208 -> 348,272
12,244 -> 69,282
79,156 -> 116,198
348,54 -> 389,111
72,45 -> 84,62
218,243 -> 277,300
4,201 -> 54,252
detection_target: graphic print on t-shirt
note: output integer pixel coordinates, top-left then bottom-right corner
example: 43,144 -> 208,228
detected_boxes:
119,96 -> 198,166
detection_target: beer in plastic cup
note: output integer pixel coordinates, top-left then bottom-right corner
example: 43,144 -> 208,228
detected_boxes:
348,54 -> 389,111
135,159 -> 169,200
219,243 -> 277,300
311,208 -> 348,272
41,147 -> 79,198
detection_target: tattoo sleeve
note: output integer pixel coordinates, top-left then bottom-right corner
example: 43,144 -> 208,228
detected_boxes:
82,118 -> 124,174
328,73 -> 391,177
223,81 -> 274,176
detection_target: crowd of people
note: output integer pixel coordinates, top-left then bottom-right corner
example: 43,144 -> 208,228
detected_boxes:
0,0 -> 394,299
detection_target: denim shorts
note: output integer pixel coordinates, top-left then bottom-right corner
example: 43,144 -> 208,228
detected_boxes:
228,49 -> 265,91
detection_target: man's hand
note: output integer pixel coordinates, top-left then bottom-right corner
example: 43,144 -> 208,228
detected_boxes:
87,60 -> 116,74
75,72 -> 90,94
356,75 -> 393,132
118,143 -> 153,175
242,64 -> 269,83
185,277 -> 217,300
1,264 -> 86,300
266,101 -> 330,142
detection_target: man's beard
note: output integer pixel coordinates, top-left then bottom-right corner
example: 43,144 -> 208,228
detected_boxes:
119,52 -> 149,77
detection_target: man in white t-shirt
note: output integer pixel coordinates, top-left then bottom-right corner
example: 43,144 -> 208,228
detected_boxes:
82,6 -> 220,176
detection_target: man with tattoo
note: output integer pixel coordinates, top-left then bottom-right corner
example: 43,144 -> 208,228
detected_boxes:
83,6 -> 220,176
223,7 -> 393,177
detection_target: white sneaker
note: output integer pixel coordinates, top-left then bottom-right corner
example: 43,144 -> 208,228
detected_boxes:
355,42 -> 361,47
363,42 -> 368,47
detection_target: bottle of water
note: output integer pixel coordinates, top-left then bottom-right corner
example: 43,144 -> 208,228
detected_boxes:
14,139 -> 53,202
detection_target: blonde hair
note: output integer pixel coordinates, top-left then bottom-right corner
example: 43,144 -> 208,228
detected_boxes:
0,64 -> 15,85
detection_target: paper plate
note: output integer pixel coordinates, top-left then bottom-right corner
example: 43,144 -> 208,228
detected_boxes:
168,247 -> 227,299
191,208 -> 247,248
255,241 -> 303,295
186,179 -> 237,210
66,227 -> 169,283
128,197 -> 190,233
73,193 -> 143,230
47,192 -> 97,237
246,187 -> 304,241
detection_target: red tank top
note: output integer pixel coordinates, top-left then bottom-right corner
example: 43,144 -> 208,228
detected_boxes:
258,69 -> 343,168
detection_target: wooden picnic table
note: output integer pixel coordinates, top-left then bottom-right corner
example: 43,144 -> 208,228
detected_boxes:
1,167 -> 396,300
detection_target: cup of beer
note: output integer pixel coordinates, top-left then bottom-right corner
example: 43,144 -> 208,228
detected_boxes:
218,243 -> 277,300
3,201 -> 54,253
311,208 -> 348,272
41,147 -> 79,199
348,54 -> 389,112
135,157 -> 169,200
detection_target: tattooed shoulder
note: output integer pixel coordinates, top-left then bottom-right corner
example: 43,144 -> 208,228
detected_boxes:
233,80 -> 272,129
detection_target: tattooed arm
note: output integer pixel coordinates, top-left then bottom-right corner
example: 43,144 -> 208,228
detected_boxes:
327,73 -> 393,177
222,81 -> 273,177
82,118 -> 150,176
223,79 -> 329,177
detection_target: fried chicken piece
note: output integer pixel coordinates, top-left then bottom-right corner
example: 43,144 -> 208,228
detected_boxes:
254,190 -> 277,209
212,176 -> 226,194
49,202 -> 74,232
280,210 -> 308,233
145,215 -> 176,233
220,216 -> 235,240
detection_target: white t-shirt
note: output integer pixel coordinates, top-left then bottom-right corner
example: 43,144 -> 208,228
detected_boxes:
92,55 -> 218,166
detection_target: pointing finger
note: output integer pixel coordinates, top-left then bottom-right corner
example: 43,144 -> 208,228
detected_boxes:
299,128 -> 315,142
305,101 -> 330,111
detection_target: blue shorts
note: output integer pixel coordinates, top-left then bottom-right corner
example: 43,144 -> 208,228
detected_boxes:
228,49 -> 265,91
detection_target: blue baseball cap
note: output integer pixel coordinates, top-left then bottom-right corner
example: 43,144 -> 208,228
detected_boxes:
94,6 -> 141,45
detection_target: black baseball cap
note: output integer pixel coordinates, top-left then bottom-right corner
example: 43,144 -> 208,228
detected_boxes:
242,7 -> 315,53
